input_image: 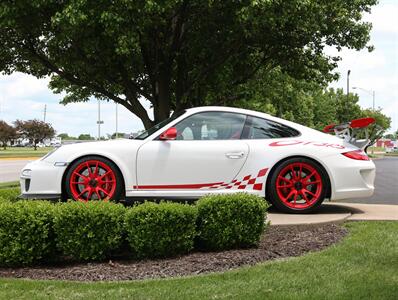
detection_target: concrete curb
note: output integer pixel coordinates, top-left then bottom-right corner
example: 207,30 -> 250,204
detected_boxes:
268,204 -> 352,226
268,202 -> 398,226
336,202 -> 398,221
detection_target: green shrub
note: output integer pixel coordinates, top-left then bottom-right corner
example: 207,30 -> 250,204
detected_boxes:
53,201 -> 125,261
196,193 -> 269,250
0,201 -> 56,266
0,188 -> 20,202
125,202 -> 197,258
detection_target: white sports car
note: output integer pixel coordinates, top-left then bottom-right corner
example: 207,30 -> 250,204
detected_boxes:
20,106 -> 375,213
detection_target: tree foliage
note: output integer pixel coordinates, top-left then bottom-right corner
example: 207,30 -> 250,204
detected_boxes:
0,120 -> 17,149
14,119 -> 55,150
77,134 -> 94,140
0,0 -> 377,128
227,68 -> 391,147
360,109 -> 391,148
57,133 -> 76,140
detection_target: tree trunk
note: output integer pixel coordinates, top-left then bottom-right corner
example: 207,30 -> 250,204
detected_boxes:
153,71 -> 172,124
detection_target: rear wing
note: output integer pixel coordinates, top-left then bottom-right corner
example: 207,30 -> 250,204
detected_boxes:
323,117 -> 376,150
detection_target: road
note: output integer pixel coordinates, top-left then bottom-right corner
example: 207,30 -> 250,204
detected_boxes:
0,159 -> 32,183
0,157 -> 397,205
336,156 -> 398,205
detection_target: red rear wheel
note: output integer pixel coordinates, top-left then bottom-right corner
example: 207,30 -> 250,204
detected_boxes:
269,158 -> 328,213
65,156 -> 123,202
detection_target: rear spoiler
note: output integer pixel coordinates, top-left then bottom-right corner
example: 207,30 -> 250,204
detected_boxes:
323,117 -> 376,150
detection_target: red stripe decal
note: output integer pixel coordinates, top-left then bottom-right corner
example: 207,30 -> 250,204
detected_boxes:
133,182 -> 224,190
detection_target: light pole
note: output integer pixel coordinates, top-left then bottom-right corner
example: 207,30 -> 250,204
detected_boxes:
352,87 -> 375,111
346,70 -> 351,110
347,70 -> 351,96
43,104 -> 47,123
96,100 -> 104,140
115,103 -> 118,139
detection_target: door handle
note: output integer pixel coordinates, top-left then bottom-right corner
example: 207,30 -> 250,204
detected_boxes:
225,152 -> 245,159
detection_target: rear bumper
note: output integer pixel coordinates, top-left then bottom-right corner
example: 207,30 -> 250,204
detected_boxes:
329,158 -> 376,200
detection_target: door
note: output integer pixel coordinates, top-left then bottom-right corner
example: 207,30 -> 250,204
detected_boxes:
136,111 -> 249,195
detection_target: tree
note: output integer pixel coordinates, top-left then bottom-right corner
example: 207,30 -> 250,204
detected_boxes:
228,68 -> 317,127
384,133 -> 395,140
14,120 -> 55,150
360,109 -> 391,149
58,133 -> 76,140
78,134 -> 94,141
0,0 -> 377,128
0,120 -> 17,150
110,132 -> 126,139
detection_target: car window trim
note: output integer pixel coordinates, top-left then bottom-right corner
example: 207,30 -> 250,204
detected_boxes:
154,111 -> 248,141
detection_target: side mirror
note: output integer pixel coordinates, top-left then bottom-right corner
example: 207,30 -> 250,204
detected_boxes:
159,127 -> 177,140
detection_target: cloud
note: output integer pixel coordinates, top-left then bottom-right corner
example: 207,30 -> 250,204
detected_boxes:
0,73 -> 149,136
364,2 -> 398,34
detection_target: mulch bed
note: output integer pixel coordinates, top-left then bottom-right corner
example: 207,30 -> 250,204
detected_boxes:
0,223 -> 347,282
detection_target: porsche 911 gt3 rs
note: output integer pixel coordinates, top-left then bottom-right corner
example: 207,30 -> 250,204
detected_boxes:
20,106 -> 376,213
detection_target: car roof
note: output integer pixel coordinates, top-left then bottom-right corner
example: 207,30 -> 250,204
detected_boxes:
185,106 -> 272,118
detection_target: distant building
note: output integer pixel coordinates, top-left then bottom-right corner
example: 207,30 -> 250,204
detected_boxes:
376,138 -> 396,148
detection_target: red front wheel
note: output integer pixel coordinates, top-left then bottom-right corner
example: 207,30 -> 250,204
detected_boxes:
65,156 -> 123,202
269,158 -> 328,213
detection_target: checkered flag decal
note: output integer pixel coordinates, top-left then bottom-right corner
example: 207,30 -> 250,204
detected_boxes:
202,168 -> 268,191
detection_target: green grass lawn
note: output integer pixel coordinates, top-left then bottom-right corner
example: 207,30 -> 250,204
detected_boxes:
0,147 -> 53,159
367,146 -> 385,152
0,221 -> 397,300
385,152 -> 398,156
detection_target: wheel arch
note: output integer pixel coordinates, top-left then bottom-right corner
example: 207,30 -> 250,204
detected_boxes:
265,155 -> 332,202
61,154 -> 126,200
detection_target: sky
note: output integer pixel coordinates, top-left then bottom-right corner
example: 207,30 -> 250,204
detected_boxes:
0,0 -> 397,137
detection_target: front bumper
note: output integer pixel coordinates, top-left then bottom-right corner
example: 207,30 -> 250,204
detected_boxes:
20,159 -> 67,199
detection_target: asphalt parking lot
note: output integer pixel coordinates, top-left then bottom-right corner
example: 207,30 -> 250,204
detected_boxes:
0,157 -> 397,205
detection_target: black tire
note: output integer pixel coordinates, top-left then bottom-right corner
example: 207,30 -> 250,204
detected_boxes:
64,156 -> 124,202
268,157 -> 329,214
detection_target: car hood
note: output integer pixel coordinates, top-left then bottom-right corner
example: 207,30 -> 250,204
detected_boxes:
42,139 -> 145,163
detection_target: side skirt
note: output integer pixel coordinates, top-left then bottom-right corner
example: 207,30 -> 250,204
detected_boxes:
122,196 -> 199,205
19,193 -> 62,200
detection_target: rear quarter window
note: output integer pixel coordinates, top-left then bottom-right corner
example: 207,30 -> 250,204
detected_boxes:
244,116 -> 300,139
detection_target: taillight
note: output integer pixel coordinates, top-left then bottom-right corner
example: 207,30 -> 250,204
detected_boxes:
342,150 -> 370,161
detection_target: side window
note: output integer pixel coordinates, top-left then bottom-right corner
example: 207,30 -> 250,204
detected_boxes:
174,112 -> 246,140
245,116 -> 300,139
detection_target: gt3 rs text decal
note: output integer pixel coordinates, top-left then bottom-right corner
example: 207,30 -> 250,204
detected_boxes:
269,140 -> 345,149
133,168 -> 269,191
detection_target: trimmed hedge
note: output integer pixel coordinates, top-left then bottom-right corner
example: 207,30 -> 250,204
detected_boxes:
0,188 -> 20,203
53,201 -> 125,261
0,192 -> 269,266
125,202 -> 197,258
0,201 -> 55,266
196,193 -> 269,250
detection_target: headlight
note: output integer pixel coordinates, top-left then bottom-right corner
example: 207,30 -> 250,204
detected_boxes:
21,169 -> 32,177
41,147 -> 60,161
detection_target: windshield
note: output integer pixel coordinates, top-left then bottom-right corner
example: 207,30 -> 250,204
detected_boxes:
135,110 -> 186,140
